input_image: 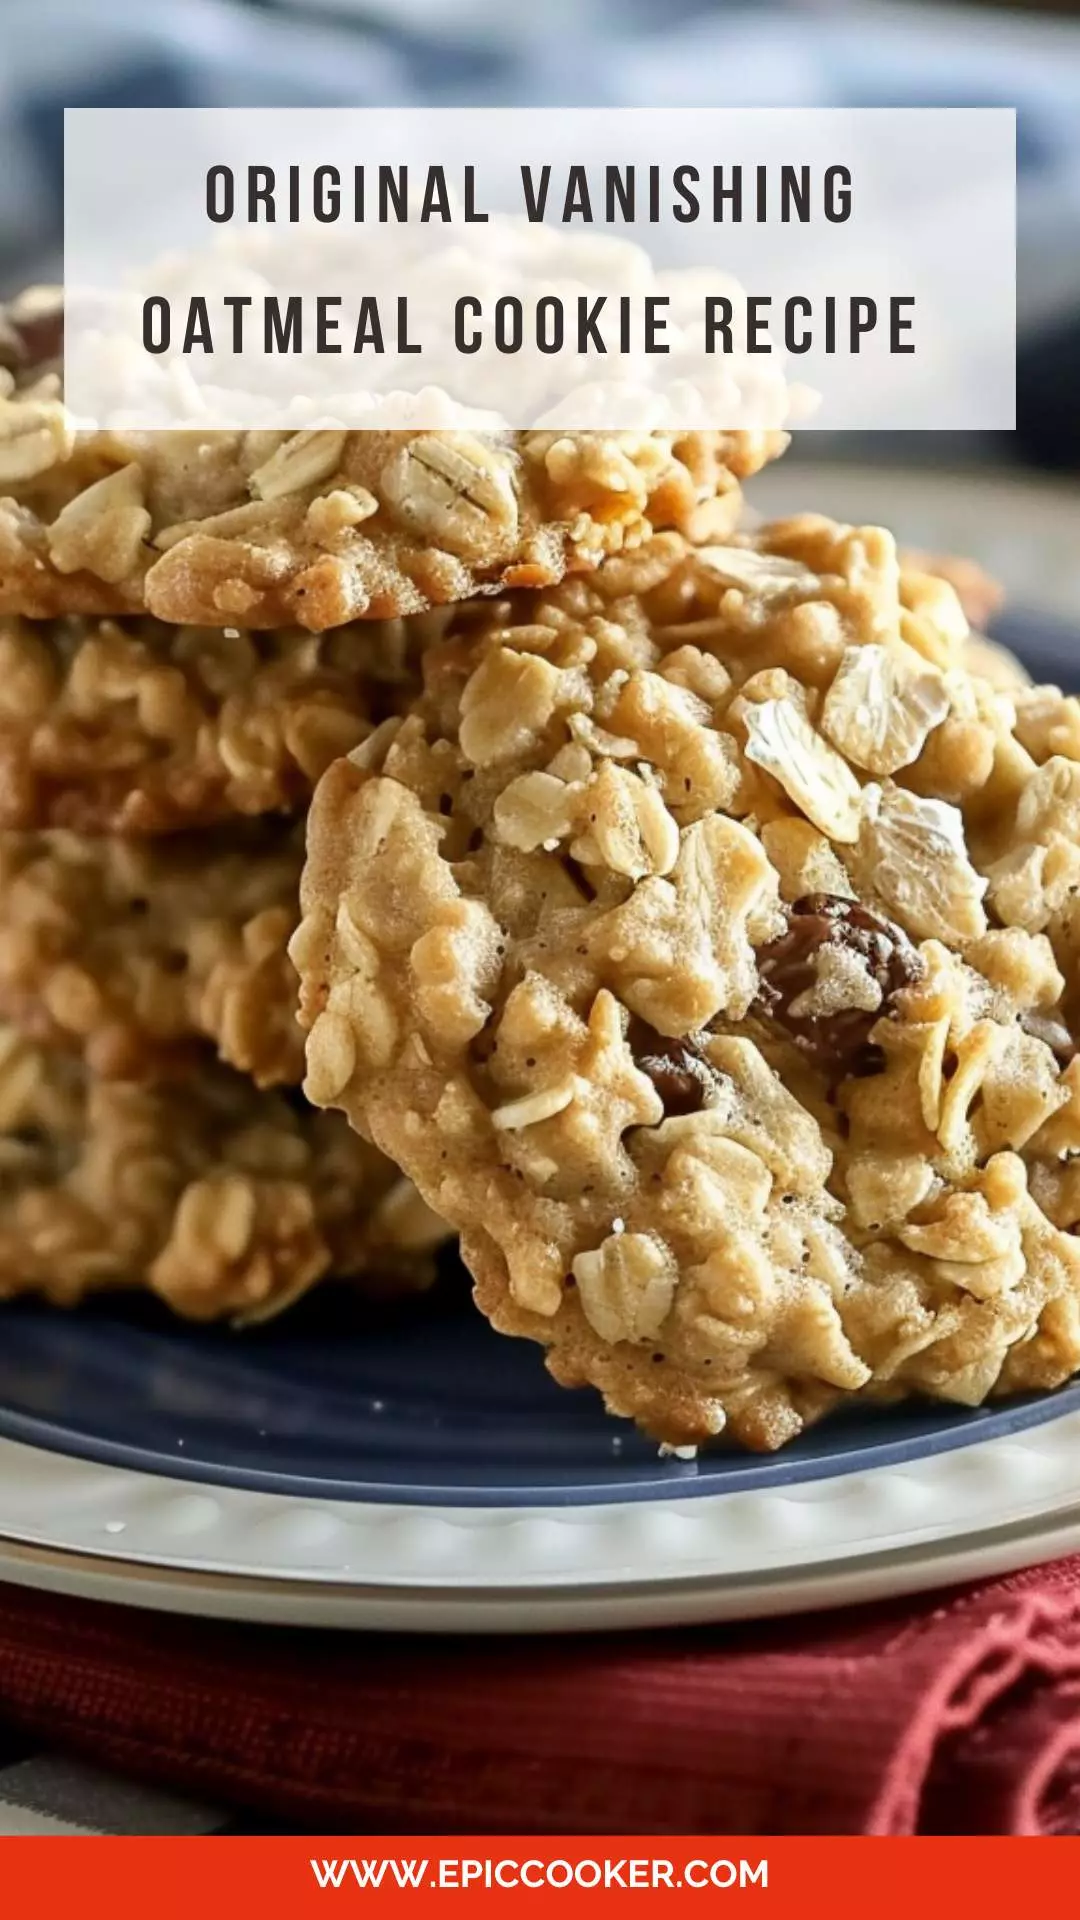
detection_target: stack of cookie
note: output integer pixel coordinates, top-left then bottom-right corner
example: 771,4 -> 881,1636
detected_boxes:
0,290 -> 459,1323
8,285 -> 1080,1456
0,284 -> 786,1339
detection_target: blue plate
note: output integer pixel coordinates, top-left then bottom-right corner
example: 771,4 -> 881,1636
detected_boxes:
0,607 -> 1077,1509
0,1282 -> 1079,1506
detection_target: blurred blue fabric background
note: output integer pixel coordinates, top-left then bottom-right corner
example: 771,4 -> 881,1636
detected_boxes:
2,0 -> 1077,469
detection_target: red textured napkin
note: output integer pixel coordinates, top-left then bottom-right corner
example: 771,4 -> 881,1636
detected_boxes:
2,1561 -> 1080,1835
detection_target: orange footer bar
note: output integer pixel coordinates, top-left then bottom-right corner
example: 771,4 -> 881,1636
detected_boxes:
0,1835 -> 1072,1915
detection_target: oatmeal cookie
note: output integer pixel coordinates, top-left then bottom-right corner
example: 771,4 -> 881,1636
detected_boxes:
961,631 -> 1030,693
0,290 -> 785,628
905,549 -> 1005,634
0,612 -> 415,833
0,823 -> 303,1084
292,516 -> 1080,1448
901,554 -> 1023,690
0,1029 -> 446,1320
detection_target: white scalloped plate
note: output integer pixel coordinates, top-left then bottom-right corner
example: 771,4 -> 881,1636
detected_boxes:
0,1401 -> 1079,1630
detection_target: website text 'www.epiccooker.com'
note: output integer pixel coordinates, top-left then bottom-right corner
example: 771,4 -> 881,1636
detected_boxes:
310,1856 -> 768,1892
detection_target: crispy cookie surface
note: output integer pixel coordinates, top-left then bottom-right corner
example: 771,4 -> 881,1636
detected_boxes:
0,613 -> 424,833
905,549 -> 1005,635
0,291 -> 784,628
293,517 -> 1080,1448
0,823 -> 303,1084
0,1030 -> 445,1320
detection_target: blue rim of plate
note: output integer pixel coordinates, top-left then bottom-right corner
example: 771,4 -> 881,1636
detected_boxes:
0,605 -> 1076,1510
1,1285 -> 1080,1507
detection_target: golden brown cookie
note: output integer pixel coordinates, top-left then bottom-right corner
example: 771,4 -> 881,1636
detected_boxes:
0,1028 -> 446,1320
0,823 -> 303,1084
904,548 -> 1005,633
0,613 -> 421,833
961,631 -> 1030,692
291,517 -> 1080,1448
0,291 -> 785,628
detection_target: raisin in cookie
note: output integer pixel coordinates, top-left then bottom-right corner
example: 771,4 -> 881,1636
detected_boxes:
292,517 -> 1080,1449
0,1029 -> 446,1320
0,290 -> 785,629
0,823 -> 303,1084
